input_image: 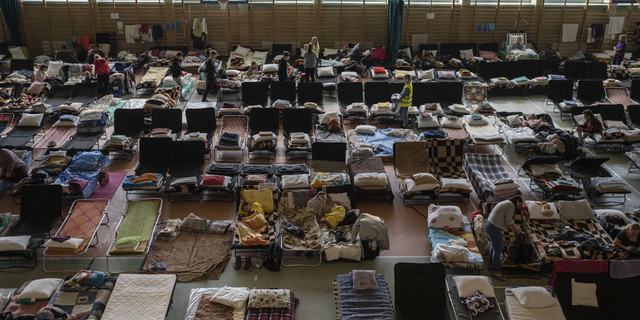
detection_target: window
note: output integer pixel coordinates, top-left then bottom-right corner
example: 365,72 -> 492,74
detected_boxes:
471,0 -> 535,5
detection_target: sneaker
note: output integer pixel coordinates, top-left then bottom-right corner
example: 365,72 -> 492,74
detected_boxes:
233,257 -> 242,270
202,99 -> 210,102
244,256 -> 253,271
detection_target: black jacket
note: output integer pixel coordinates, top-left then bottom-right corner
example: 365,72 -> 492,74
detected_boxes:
205,59 -> 217,79
171,58 -> 182,79
278,58 -> 289,81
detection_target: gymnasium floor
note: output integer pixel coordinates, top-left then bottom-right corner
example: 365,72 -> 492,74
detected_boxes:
1,76 -> 639,319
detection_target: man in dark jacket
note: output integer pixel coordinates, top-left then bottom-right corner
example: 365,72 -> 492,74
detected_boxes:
278,51 -> 291,81
202,50 -> 218,102
171,52 -> 184,83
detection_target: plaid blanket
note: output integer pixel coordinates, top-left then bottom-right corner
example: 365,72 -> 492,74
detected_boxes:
245,291 -> 298,320
464,153 -> 515,201
51,276 -> 117,320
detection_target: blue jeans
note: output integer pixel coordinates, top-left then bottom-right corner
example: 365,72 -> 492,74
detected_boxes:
485,220 -> 503,273
612,55 -> 623,65
399,106 -> 409,127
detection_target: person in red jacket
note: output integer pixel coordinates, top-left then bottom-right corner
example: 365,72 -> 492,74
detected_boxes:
576,109 -> 603,144
94,54 -> 110,98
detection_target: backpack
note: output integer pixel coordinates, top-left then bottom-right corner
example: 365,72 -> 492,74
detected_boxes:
262,242 -> 283,271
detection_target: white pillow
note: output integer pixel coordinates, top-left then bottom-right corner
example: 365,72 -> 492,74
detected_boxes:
234,45 -> 251,56
460,49 -> 474,60
323,48 -> 339,55
225,69 -> 240,77
210,286 -> 250,309
418,69 -> 435,80
262,64 -> 278,73
253,51 -> 269,60
9,47 -> 26,59
557,199 -> 594,220
494,182 -> 520,192
441,118 -> 463,129
282,174 -> 309,189
404,179 -> 438,193
593,209 -> 632,224
372,70 -> 389,79
0,236 -> 31,252
511,287 -> 558,309
571,279 -> 598,307
507,115 -> 522,126
328,192 -> 351,211
440,178 -> 471,191
18,278 -> 63,301
525,201 -> 560,220
355,125 -> 376,135
491,77 -> 511,85
341,71 -> 358,78
427,204 -> 466,229
464,115 -> 489,126
43,238 -> 84,249
317,67 -> 334,77
529,164 -> 562,176
18,113 -> 44,127
452,276 -> 495,298
603,120 -> 628,130
399,47 -> 412,57
418,116 -> 440,129
321,112 -> 340,124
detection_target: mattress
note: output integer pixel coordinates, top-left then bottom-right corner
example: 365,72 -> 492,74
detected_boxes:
429,222 -> 485,269
504,287 -> 565,320
185,287 -> 248,320
348,155 -> 393,200
464,122 -> 506,146
446,276 -> 504,320
499,123 -> 540,144
109,199 -> 161,254
334,274 -> 395,320
101,274 -> 176,320
138,67 -> 169,88
45,199 -> 108,255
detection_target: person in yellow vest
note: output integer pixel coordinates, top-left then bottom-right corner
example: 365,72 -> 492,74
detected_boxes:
311,36 -> 320,55
399,74 -> 413,127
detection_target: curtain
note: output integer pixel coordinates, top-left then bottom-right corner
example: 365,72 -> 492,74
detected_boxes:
0,0 -> 23,46
387,0 -> 404,62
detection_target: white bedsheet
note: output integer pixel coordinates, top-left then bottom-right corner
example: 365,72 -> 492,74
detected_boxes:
102,274 -> 177,320
185,287 -> 248,320
499,122 -> 540,143
505,289 -> 565,320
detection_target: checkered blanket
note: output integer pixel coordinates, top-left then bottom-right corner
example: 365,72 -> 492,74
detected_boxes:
427,139 -> 466,179
51,276 -> 117,320
464,153 -> 515,201
245,291 -> 298,320
154,85 -> 181,102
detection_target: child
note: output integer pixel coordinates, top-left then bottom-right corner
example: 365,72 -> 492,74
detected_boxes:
82,71 -> 93,83
240,199 -> 265,220
613,34 -> 627,65
544,44 -> 559,60
306,190 -> 328,220
246,61 -> 259,77
93,54 -> 110,97
398,74 -> 413,128
303,43 -> 317,83
35,65 -> 48,82
576,109 -> 603,144
278,51 -> 291,82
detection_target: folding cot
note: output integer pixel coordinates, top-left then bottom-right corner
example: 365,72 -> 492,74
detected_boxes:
571,105 -> 628,153
504,286 -> 565,320
547,79 -> 575,120
124,137 -> 172,199
315,67 -> 338,91
43,85 -> 74,113
394,141 -> 438,204
101,274 -> 177,320
463,82 -> 496,117
438,81 -> 464,109
576,79 -> 605,105
135,66 -> 170,95
0,185 -> 62,269
348,126 -> 414,161
165,140 -> 205,202
184,107 -> 216,156
565,156 -> 631,204
309,142 -> 348,178
564,61 -> 586,80
245,291 -> 299,319
519,156 -> 581,200
0,113 -> 14,136
42,198 -> 110,272
214,115 -> 248,162
278,189 -> 323,267
104,108 -> 145,160
106,199 -> 163,273
629,104 -> 640,128
446,275 -> 505,320
0,112 -> 47,149
57,82 -> 99,114
426,139 -> 472,203
149,107 -> 183,140
247,107 -> 279,161
275,162 -> 309,192
585,61 -> 608,80
54,150 -> 110,200
333,273 -> 395,319
297,82 -> 325,112
201,162 -> 241,202
463,153 -> 521,202
463,114 -> 507,152
348,155 -> 394,203
395,263 -> 449,320
60,112 -> 108,151
185,287 -> 250,320
428,207 -> 484,269
337,82 -> 366,119
496,111 -> 542,153
270,80 -> 297,107
552,260 -> 612,320
283,108 -> 314,157
31,124 -> 77,159
315,112 -> 347,144
47,273 -> 117,319
215,90 -> 242,117
365,82 -> 392,119
605,86 -> 635,110
241,81 -> 269,108
630,79 -> 640,103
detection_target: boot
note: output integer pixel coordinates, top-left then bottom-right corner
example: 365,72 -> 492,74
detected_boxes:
244,256 -> 253,271
233,257 -> 242,270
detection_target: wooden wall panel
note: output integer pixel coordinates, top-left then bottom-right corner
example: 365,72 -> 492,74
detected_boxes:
14,1 -> 640,58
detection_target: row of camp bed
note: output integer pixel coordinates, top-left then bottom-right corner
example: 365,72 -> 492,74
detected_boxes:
217,81 -> 326,113
548,79 -> 640,119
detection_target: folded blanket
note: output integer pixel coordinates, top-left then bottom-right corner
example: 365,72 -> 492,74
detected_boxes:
474,135 -> 503,142
68,178 -> 90,194
252,133 -> 276,142
171,176 -> 197,186
378,102 -> 391,108
592,177 -> 625,189
220,132 -> 239,145
132,173 -> 159,184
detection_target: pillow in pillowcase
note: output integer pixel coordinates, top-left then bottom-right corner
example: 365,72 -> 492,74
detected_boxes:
18,113 -> 44,127
234,45 -> 251,56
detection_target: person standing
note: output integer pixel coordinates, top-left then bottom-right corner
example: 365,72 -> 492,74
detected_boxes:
311,36 -> 320,55
399,74 -> 413,128
302,44 -> 317,83
485,196 -> 523,281
93,54 -> 110,98
0,146 -> 28,183
278,51 -> 291,82
202,50 -> 219,102
612,34 -> 627,65
171,52 -> 184,86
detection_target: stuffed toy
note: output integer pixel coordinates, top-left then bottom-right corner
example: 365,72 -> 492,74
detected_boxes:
540,201 -> 554,217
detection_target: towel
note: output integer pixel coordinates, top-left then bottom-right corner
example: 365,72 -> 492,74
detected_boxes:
562,24 -> 579,42
68,178 -> 89,194
609,260 -> 640,279
609,17 -> 625,35
131,173 -> 159,184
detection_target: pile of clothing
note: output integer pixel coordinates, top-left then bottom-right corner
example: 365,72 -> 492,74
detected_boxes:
250,131 -> 276,150
548,230 -> 613,258
218,102 -> 239,115
149,128 -> 172,139
273,99 -> 291,109
103,135 -> 133,151
144,93 -> 175,112
591,177 -> 628,193
546,178 -> 579,191
77,111 -> 108,133
219,132 -> 240,147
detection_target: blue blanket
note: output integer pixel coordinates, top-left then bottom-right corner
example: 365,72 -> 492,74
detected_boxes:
358,128 -> 405,155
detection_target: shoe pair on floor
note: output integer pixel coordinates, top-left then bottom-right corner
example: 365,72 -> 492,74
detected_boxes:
233,256 -> 253,271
